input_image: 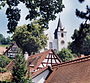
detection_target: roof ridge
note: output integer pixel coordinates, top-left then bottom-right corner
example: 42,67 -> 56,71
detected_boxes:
53,55 -> 90,68
3,43 -> 15,55
28,50 -> 51,58
5,60 -> 14,70
32,66 -> 52,79
51,49 -> 62,62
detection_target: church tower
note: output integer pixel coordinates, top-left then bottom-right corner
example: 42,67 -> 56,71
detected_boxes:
53,16 -> 67,51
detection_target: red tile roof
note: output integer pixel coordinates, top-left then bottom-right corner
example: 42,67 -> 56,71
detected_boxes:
45,55 -> 90,83
6,61 -> 14,71
31,66 -> 52,79
0,72 -> 12,81
6,49 -> 61,71
3,44 -> 14,55
0,47 -> 7,55
28,49 -> 61,71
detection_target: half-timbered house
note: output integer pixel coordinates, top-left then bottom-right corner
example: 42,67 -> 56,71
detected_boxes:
4,43 -> 19,58
6,49 -> 61,83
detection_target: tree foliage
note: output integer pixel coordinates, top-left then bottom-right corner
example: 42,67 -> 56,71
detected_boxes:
78,0 -> 85,3
12,52 -> 32,83
0,34 -> 11,45
6,5 -> 20,33
76,0 -> 90,22
13,21 -> 48,55
0,0 -> 6,9
4,0 -> 64,33
69,0 -> 90,56
76,6 -> 90,21
68,24 -> 90,56
0,67 -> 7,73
57,48 -> 74,62
0,34 -> 4,43
0,55 -> 11,68
12,53 -> 27,83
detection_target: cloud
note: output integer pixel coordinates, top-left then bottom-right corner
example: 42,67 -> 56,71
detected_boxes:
18,2 -> 29,26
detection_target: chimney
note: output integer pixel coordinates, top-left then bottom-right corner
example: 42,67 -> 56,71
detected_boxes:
24,52 -> 28,60
80,54 -> 85,58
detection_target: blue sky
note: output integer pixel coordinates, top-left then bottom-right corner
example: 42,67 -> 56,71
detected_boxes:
0,0 -> 90,42
48,0 -> 90,41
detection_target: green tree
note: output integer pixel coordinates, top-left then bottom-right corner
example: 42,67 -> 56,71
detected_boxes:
78,0 -> 85,3
5,36 -> 11,44
69,24 -> 90,56
1,0 -> 64,33
0,34 -> 4,43
0,33 -> 11,45
0,67 -> 7,73
13,21 -> 48,55
0,55 -> 11,68
57,48 -> 75,62
1,37 -> 11,45
69,0 -> 90,56
0,0 -> 6,9
81,36 -> 90,55
1,38 -> 7,45
12,53 -> 27,83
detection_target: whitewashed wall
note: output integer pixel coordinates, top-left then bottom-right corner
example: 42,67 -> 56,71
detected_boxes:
32,69 -> 50,83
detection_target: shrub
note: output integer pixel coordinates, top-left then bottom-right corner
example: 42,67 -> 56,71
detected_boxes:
0,67 -> 7,73
0,55 -> 11,68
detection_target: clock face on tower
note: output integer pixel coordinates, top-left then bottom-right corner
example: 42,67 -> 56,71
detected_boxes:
61,40 -> 65,44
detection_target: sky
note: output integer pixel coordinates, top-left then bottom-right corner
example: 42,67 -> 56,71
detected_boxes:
0,0 -> 90,42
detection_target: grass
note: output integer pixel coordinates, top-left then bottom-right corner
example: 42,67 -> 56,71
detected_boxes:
0,45 -> 10,47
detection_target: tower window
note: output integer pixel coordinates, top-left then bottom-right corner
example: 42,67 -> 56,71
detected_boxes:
61,40 -> 65,44
61,33 -> 64,37
49,42 -> 53,49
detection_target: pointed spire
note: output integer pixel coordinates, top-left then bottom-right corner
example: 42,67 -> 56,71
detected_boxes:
57,15 -> 63,30
54,15 -> 63,39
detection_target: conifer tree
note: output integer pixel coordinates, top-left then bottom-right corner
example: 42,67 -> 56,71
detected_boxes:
69,0 -> 90,56
12,52 -> 27,83
68,24 -> 90,56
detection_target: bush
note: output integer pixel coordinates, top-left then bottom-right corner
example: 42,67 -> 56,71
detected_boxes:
0,67 -> 7,73
58,48 -> 75,62
18,78 -> 33,83
0,81 -> 11,83
0,55 -> 11,68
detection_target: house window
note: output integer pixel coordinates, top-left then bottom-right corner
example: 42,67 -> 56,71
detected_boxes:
61,33 -> 64,37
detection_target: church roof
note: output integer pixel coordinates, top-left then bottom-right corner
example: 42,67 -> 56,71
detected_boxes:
45,55 -> 90,83
57,16 -> 62,30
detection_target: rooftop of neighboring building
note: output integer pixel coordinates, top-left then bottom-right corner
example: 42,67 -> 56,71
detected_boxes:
0,46 -> 7,55
45,55 -> 90,83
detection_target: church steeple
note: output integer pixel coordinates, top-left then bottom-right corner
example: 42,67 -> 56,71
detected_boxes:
54,16 -> 63,39
57,16 -> 63,30
53,15 -> 67,51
